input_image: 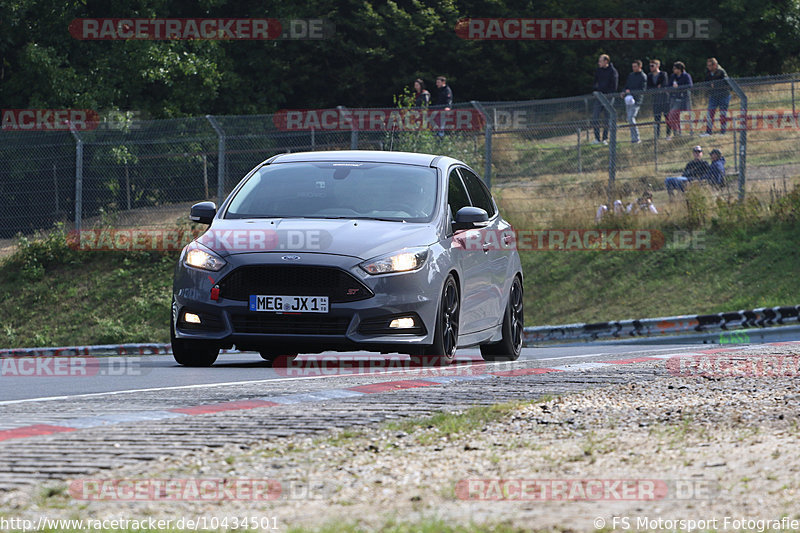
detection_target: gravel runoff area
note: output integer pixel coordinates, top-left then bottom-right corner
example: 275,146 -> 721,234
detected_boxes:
2,345 -> 800,532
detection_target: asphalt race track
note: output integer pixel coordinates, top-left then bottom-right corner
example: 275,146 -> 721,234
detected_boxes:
0,345 -> 702,403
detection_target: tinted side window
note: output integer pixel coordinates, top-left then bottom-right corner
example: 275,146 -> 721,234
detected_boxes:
459,168 -> 496,217
448,169 -> 471,218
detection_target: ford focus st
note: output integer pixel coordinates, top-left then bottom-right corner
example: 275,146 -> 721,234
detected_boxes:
171,150 -> 523,366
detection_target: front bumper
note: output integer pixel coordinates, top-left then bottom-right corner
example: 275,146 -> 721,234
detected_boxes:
172,252 -> 441,353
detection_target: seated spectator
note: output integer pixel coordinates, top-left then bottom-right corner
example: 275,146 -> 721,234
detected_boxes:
595,199 -> 624,222
626,191 -> 658,214
596,195 -> 657,222
707,148 -> 726,187
664,145 -> 711,196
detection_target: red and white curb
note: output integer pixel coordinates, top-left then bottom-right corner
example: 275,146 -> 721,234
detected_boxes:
0,343 -> 173,358
0,343 -> 796,444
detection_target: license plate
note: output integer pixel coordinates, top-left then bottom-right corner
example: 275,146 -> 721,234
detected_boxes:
249,295 -> 329,313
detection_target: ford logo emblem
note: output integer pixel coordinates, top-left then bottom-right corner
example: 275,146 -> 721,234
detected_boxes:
281,255 -> 301,261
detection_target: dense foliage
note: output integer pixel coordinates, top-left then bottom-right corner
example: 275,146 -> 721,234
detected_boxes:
2,0 -> 799,117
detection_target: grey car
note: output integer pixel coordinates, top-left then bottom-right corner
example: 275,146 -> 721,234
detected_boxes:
171,150 -> 523,366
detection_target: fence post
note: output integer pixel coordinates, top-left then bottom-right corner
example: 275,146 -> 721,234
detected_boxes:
593,91 -> 617,196
53,163 -> 59,214
726,78 -> 747,200
125,163 -> 131,210
577,128 -> 582,173
311,126 -> 316,151
471,101 -> 492,188
336,106 -> 358,149
68,123 -> 83,232
206,115 -> 226,201
654,121 -> 659,172
203,154 -> 209,199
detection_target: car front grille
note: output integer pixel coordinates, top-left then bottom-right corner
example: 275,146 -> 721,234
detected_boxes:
217,265 -> 373,303
230,313 -> 351,335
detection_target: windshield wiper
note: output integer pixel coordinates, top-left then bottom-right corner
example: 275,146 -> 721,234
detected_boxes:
315,216 -> 404,222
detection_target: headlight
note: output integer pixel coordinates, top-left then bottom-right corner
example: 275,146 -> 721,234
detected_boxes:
359,248 -> 429,275
184,247 -> 226,271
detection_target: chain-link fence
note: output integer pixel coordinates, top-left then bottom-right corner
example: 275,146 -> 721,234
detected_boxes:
2,73 -> 799,238
484,73 -> 800,227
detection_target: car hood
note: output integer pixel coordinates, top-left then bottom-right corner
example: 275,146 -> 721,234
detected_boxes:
197,218 -> 438,260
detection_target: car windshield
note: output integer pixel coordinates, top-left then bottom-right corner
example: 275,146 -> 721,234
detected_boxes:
225,161 -> 438,222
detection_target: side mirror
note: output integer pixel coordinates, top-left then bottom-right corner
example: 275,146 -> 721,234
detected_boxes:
452,206 -> 489,231
190,201 -> 217,225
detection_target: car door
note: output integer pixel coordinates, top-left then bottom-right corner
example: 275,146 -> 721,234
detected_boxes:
446,167 -> 485,334
457,167 -> 508,330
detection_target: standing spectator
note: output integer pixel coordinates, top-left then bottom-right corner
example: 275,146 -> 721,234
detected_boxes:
623,59 -> 647,143
666,61 -> 693,139
433,76 -> 453,109
413,78 -> 430,108
647,59 -> 670,139
591,54 -> 619,145
701,58 -> 730,136
664,145 -> 710,196
433,76 -> 453,137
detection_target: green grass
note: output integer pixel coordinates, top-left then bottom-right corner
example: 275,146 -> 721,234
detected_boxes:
520,220 -> 800,325
384,401 -> 529,444
0,225 -> 176,348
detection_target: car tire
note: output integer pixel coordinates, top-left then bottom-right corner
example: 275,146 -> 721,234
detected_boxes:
480,276 -> 523,362
413,274 -> 460,366
259,352 -> 298,366
170,320 -> 220,367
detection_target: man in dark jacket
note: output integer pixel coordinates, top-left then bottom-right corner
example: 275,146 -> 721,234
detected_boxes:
433,76 -> 453,108
591,54 -> 619,144
666,61 -> 693,138
647,59 -> 670,138
623,59 -> 647,143
701,58 -> 730,136
433,76 -> 453,137
664,145 -> 711,196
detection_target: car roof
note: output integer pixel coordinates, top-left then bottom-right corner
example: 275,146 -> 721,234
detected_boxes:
268,150 -> 439,166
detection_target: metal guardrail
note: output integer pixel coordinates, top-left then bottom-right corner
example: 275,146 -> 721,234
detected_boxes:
1,305 -> 799,356
523,305 -> 800,344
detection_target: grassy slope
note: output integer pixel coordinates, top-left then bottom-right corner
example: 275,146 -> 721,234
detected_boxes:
0,252 -> 175,347
522,222 -> 800,325
0,222 -> 798,348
